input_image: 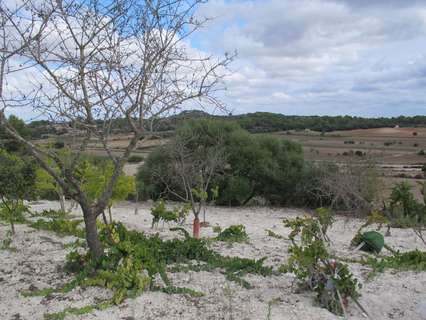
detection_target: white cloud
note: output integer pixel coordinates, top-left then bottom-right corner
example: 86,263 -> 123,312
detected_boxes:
194,0 -> 426,116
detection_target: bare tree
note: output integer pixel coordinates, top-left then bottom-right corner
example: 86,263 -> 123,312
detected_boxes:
0,0 -> 233,258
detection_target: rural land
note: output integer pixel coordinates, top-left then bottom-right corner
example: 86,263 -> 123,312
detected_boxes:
1,1 -> 426,320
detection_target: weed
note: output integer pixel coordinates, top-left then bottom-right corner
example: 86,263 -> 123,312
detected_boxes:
357,250 -> 426,279
281,208 -> 361,315
1,231 -> 16,251
31,209 -> 71,220
60,222 -> 271,311
212,225 -> 222,233
30,218 -> 85,238
216,225 -> 249,243
266,229 -> 283,239
159,286 -> 204,297
43,301 -> 112,320
150,199 -> 190,228
21,287 -> 56,297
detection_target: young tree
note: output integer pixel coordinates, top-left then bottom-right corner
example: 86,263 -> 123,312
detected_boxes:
0,149 -> 36,234
0,0 -> 232,258
150,120 -> 227,237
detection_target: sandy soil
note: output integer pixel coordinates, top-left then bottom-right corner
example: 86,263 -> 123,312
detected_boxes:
1,201 -> 426,320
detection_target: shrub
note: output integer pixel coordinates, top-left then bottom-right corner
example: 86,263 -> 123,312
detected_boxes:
385,182 -> 426,247
384,141 -> 395,146
61,221 -> 271,311
216,225 -> 249,243
418,150 -> 426,156
150,199 -> 190,228
127,155 -> 144,163
281,208 -> 361,315
212,225 -> 222,233
0,150 -> 36,234
137,119 -> 304,206
53,140 -> 65,149
30,218 -> 85,238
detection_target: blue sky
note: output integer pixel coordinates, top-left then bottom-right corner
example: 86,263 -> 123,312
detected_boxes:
190,0 -> 426,117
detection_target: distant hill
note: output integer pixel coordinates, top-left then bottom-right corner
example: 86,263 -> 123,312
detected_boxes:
153,110 -> 426,133
27,110 -> 426,137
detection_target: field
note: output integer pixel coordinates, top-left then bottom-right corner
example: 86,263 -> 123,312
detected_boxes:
1,200 -> 425,320
274,127 -> 426,166
272,127 -> 426,201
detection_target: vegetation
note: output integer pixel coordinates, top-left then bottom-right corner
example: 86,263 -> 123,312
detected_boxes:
150,199 -> 190,228
216,225 -> 249,243
137,119 -> 304,207
385,182 -> 426,246
0,149 -> 36,234
61,222 -> 271,311
30,218 -> 85,238
0,115 -> 31,153
0,0 -> 231,260
127,155 -> 144,163
281,208 -> 361,315
130,110 -> 426,134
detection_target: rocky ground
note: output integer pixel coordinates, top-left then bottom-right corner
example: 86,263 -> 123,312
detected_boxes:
0,201 -> 425,320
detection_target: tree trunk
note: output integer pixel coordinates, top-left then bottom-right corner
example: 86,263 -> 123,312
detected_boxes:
81,205 -> 103,259
108,206 -> 113,224
10,215 -> 15,235
58,191 -> 66,212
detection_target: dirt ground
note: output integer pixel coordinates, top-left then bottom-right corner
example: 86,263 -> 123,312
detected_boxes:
275,127 -> 426,166
1,201 -> 426,320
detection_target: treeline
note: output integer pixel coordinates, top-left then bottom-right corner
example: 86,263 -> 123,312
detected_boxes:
230,112 -> 426,133
9,111 -> 426,140
148,110 -> 426,133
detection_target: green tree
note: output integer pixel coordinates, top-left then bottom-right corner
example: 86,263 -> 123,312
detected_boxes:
0,149 -> 36,234
0,115 -> 31,153
137,119 -> 304,208
79,160 -> 135,224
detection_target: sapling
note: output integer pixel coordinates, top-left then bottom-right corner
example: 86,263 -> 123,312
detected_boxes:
281,208 -> 363,316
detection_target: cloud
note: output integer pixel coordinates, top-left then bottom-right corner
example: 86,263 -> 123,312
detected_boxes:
194,0 -> 426,116
3,0 -> 426,119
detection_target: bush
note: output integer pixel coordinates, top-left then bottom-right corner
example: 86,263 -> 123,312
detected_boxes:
216,225 -> 249,243
30,218 -> 85,238
384,141 -> 396,146
53,140 -> 65,149
150,199 -> 189,227
281,208 -> 361,315
62,222 -> 271,309
137,119 -> 304,206
127,155 -> 144,163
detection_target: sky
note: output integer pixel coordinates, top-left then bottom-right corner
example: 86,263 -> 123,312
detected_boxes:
3,0 -> 426,119
190,0 -> 426,117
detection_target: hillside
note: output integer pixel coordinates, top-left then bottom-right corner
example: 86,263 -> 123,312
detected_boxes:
26,110 -> 426,138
